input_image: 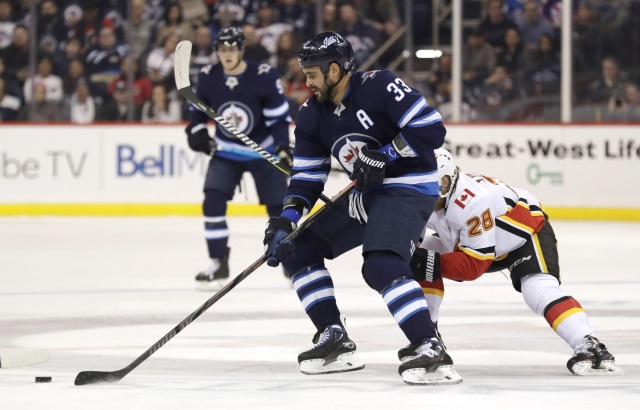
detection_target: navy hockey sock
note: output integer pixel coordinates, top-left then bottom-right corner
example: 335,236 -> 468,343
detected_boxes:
203,190 -> 229,259
364,252 -> 436,344
291,265 -> 342,331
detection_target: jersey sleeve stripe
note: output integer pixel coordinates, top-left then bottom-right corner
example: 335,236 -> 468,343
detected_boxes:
398,98 -> 428,128
293,157 -> 331,169
456,245 -> 496,260
291,172 -> 328,184
263,101 -> 289,118
407,110 -> 442,127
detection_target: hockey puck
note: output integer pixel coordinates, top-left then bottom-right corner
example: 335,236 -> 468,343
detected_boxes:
35,376 -> 52,383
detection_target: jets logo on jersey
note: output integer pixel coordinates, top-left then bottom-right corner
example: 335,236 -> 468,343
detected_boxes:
454,188 -> 476,209
334,134 -> 381,173
225,76 -> 239,90
217,101 -> 254,138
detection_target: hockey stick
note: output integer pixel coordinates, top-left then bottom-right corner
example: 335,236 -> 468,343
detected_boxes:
74,182 -> 355,386
174,39 -> 331,204
0,349 -> 50,368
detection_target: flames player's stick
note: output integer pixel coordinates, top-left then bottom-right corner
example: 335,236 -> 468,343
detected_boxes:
74,181 -> 355,386
173,40 -> 331,204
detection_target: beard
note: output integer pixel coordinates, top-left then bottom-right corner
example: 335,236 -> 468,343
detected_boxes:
313,76 -> 338,103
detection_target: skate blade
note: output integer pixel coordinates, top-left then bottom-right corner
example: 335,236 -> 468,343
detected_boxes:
401,365 -> 463,385
571,360 -> 622,376
299,352 -> 365,375
195,279 -> 228,292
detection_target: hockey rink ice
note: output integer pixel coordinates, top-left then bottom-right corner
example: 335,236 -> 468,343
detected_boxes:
1,216 -> 639,409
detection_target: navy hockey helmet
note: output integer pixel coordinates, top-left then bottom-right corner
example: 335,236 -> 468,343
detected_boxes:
215,26 -> 245,50
298,32 -> 354,75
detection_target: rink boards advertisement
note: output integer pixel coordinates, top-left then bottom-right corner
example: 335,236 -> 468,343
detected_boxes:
0,124 -> 639,219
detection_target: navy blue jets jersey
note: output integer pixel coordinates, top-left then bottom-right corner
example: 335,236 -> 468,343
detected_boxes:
288,69 -> 446,209
189,61 -> 291,162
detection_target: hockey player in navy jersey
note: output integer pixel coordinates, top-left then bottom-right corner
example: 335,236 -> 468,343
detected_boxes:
408,149 -> 619,376
187,27 -> 292,290
262,32 -> 462,385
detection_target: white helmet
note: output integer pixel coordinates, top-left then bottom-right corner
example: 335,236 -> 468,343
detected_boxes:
434,148 -> 458,199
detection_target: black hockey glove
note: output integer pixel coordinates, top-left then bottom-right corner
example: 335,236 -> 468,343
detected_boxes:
351,146 -> 389,191
409,248 -> 442,282
263,216 -> 297,267
186,123 -> 216,155
275,143 -> 294,169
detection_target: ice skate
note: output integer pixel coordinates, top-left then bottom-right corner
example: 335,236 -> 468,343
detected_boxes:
398,322 -> 446,363
298,324 -> 365,375
195,257 -> 229,291
398,338 -> 462,385
567,335 -> 620,375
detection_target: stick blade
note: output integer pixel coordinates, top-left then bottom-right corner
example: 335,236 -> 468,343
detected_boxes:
174,40 -> 193,91
0,349 -> 50,368
74,370 -> 125,386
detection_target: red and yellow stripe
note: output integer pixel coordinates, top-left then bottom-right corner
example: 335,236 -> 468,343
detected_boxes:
544,297 -> 584,331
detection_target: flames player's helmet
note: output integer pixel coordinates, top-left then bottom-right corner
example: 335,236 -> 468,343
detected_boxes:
215,26 -> 245,50
298,32 -> 354,75
434,148 -> 459,199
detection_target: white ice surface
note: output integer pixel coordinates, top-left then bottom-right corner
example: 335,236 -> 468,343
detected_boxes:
1,217 -> 639,410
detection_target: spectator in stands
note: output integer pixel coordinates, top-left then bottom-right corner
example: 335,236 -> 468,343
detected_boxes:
146,32 -> 180,89
2,24 -> 29,86
276,0 -> 313,41
67,78 -> 95,124
606,82 -> 640,121
97,79 -> 141,121
62,59 -> 86,98
108,56 -> 152,106
85,26 -> 129,100
462,29 -> 496,84
0,56 -> 21,100
275,31 -> 299,75
37,0 -> 66,56
497,27 -> 527,79
255,3 -> 292,67
141,83 -> 181,123
242,24 -> 270,64
62,3 -> 83,42
478,0 -> 517,54
23,56 -> 63,104
475,65 -> 525,120
53,37 -> 83,79
321,1 -> 339,33
155,2 -> 193,48
76,0 -> 102,51
0,0 -> 15,51
189,26 -> 216,85
515,0 -> 554,51
356,0 -> 402,66
336,1 -> 381,69
583,56 -> 624,105
523,33 -> 560,97
573,2 -> 601,84
18,82 -> 62,122
0,77 -> 20,121
179,0 -> 209,29
123,0 -> 155,62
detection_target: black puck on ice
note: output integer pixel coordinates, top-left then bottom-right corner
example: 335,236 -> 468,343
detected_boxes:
35,376 -> 52,383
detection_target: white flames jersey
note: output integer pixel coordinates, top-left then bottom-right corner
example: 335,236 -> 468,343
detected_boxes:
421,172 -> 545,281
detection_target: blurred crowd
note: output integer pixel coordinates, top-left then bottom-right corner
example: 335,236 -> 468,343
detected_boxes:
0,0 -> 639,124
430,0 -> 640,122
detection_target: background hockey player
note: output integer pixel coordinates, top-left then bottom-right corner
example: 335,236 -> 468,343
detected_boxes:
262,32 -> 462,385
186,26 -> 292,290
408,148 -> 620,376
